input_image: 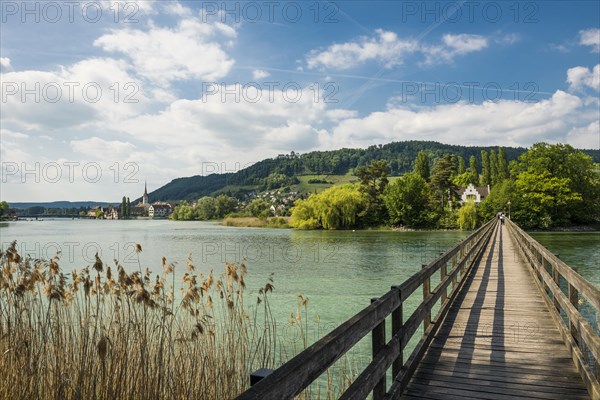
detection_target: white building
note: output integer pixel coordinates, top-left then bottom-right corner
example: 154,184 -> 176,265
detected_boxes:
457,184 -> 490,204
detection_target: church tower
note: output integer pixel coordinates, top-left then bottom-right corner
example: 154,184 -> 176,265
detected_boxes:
142,181 -> 149,204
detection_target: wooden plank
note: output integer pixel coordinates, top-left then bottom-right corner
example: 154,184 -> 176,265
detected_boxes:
398,224 -> 591,400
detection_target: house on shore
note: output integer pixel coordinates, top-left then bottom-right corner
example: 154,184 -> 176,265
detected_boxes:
149,203 -> 172,218
457,184 -> 490,204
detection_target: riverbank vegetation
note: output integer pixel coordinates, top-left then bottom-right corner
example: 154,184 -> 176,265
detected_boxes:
0,242 -> 354,399
223,216 -> 290,228
290,143 -> 600,230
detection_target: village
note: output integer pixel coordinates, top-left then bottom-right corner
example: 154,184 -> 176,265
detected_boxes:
87,182 -> 304,220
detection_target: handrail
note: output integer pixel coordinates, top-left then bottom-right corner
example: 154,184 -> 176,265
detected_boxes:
236,218 -> 497,400
506,218 -> 600,399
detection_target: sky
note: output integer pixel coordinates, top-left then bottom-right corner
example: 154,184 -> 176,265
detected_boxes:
0,0 -> 599,202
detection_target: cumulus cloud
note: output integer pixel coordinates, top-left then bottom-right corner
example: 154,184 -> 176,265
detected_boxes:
94,18 -> 236,85
566,121 -> 600,149
1,58 -> 148,131
567,64 -> 600,92
322,90 -> 587,149
70,137 -> 137,159
307,29 -> 419,70
252,69 -> 270,79
307,30 -> 489,69
422,34 -> 488,64
579,28 -> 600,52
114,83 -> 336,153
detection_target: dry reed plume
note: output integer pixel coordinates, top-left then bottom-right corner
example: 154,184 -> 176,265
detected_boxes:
0,241 -> 279,400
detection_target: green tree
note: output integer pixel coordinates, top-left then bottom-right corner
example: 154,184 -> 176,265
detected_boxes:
498,147 -> 509,181
481,150 -> 491,186
515,171 -> 581,228
453,172 -> 478,187
490,150 -> 499,186
0,201 -> 9,220
430,154 -> 458,211
289,198 -> 320,229
479,179 -> 517,221
384,173 -> 432,227
457,201 -> 477,230
413,151 -> 430,181
196,197 -> 218,220
511,143 -> 599,227
290,184 -> 366,229
355,160 -> 389,225
214,194 -> 238,218
246,198 -> 270,218
457,156 -> 466,174
95,208 -> 104,219
126,197 -> 131,218
469,156 -> 478,178
120,197 -> 127,219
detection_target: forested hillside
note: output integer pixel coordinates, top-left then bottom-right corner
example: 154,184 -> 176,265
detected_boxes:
149,141 -> 599,202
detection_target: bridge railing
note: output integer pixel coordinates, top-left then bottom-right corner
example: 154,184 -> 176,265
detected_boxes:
506,218 -> 600,399
235,218 -> 497,400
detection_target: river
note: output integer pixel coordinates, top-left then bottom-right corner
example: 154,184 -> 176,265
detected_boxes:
1,219 -> 598,370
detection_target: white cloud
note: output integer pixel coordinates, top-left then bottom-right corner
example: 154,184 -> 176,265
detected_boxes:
163,1 -> 193,16
495,33 -> 521,45
1,58 -> 149,131
307,30 -> 489,69
0,128 -> 28,139
94,18 -> 236,85
579,28 -> 600,52
566,121 -> 600,149
252,69 -> 270,79
70,137 -> 137,160
307,29 -> 419,70
567,64 -> 600,92
0,57 -> 11,69
323,90 -> 587,149
422,34 -> 488,64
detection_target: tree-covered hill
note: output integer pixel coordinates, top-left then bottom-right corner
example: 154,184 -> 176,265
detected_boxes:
148,141 -> 600,202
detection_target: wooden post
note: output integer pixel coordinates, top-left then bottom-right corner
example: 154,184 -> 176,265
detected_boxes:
451,255 -> 457,291
391,286 -> 403,379
568,284 -> 579,344
440,261 -> 448,304
422,264 -> 431,331
459,246 -> 466,279
552,263 -> 560,313
541,258 -> 549,296
371,298 -> 386,400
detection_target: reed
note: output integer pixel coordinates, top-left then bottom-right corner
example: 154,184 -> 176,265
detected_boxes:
0,240 -> 357,399
0,240 -> 280,399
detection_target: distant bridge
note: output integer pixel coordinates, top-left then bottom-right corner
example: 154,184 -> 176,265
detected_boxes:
16,215 -> 92,219
237,219 -> 600,399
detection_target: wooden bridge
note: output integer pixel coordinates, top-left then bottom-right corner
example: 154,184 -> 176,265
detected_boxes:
236,219 -> 600,400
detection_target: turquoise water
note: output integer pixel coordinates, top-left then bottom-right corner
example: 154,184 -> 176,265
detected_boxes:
529,231 -> 599,287
0,219 -> 469,329
1,220 -> 597,383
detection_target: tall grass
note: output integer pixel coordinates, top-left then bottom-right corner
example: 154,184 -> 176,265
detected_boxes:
0,240 -> 360,399
0,241 -> 279,399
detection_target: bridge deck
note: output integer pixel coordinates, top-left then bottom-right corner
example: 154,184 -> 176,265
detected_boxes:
401,224 -> 590,400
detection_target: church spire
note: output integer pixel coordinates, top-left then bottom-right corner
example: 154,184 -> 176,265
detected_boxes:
142,181 -> 149,204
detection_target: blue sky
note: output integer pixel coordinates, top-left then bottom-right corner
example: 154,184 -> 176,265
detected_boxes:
1,0 -> 599,202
